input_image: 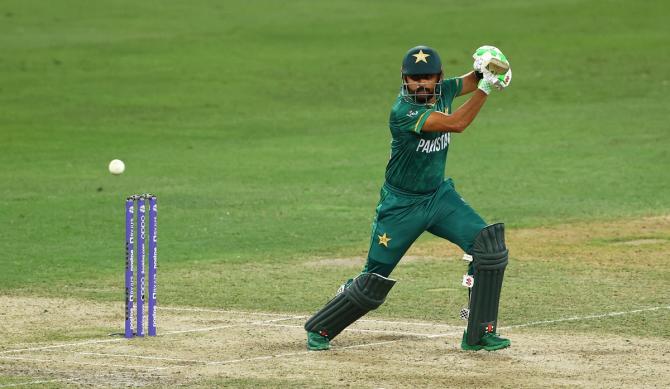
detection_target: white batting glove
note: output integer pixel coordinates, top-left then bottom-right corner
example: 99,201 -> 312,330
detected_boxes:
477,78 -> 493,95
473,46 -> 512,90
495,67 -> 512,90
473,45 -> 509,73
484,67 -> 513,91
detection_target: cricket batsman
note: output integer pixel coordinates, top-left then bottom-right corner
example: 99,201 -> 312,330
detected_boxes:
304,45 -> 513,351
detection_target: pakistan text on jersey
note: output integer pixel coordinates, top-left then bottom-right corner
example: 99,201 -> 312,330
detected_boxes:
416,133 -> 450,154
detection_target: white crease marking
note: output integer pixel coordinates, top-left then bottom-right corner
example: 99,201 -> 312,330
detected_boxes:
501,305 -> 670,330
0,316 -> 301,354
0,339 -> 123,355
0,378 -> 70,388
161,316 -> 303,335
158,306 -> 297,317
263,323 -> 440,337
0,355 -> 169,371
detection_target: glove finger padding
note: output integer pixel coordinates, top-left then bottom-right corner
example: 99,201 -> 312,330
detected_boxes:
496,68 -> 512,90
473,56 -> 487,73
481,66 -> 512,91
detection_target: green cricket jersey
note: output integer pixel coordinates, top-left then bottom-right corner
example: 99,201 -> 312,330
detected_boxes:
385,77 -> 463,194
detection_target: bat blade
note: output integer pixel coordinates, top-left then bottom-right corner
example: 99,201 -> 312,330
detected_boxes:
486,58 -> 509,75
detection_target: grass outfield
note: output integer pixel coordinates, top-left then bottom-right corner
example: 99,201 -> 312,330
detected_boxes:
0,0 -> 669,387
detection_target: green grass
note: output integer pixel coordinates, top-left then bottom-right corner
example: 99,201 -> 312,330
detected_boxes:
1,0 -> 669,340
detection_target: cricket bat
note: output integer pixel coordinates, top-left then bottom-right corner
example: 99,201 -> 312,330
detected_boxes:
486,57 -> 510,75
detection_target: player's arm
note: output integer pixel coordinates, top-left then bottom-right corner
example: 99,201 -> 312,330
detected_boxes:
457,71 -> 481,96
422,88 -> 488,133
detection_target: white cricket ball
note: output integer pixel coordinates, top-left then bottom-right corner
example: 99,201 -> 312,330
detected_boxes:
108,159 -> 125,175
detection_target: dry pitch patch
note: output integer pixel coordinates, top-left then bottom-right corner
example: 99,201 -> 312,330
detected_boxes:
1,298 -> 668,388
1,216 -> 669,388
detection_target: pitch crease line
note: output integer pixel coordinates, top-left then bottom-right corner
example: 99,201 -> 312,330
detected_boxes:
0,379 -> 71,388
160,305 -> 460,328
0,316 -> 302,355
358,318 -> 461,328
501,305 -> 670,330
158,306 -> 298,317
75,351 -> 212,364
263,323 -> 440,337
0,355 -> 169,371
161,316 -> 304,335
0,338 -> 123,355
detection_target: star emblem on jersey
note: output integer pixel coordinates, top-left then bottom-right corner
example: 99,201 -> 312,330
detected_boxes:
378,233 -> 391,247
412,49 -> 430,63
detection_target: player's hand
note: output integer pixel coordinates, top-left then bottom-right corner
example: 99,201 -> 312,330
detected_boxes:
473,46 -> 512,90
478,68 -> 511,95
495,67 -> 512,90
485,67 -> 512,91
472,45 -> 509,74
477,78 -> 494,95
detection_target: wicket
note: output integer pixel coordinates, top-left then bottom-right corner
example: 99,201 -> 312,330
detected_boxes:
125,194 -> 158,338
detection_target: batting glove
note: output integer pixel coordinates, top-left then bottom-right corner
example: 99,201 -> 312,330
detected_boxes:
477,78 -> 494,95
473,45 -> 508,73
485,67 -> 513,91
473,46 -> 512,90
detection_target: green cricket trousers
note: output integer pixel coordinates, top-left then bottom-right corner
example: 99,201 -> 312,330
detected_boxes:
364,178 -> 487,277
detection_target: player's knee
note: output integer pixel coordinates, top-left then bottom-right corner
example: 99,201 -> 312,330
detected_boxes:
364,258 -> 395,278
346,272 -> 396,310
472,223 -> 508,268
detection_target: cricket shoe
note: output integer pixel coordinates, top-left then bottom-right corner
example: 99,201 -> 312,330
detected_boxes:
306,331 -> 330,351
460,330 -> 510,351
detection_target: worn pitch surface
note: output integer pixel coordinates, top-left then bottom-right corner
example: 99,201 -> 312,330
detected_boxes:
1,298 -> 668,388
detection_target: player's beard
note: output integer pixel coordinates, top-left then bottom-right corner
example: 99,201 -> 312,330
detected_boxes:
414,86 -> 433,104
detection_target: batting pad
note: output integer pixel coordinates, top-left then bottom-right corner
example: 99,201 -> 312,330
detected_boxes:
304,273 -> 396,340
465,223 -> 509,346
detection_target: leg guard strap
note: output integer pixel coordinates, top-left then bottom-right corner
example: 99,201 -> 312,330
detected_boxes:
304,273 -> 396,340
